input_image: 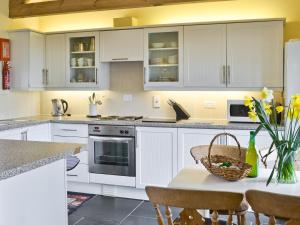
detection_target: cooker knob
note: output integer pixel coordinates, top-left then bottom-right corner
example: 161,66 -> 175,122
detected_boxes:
124,130 -> 129,134
120,130 -> 124,134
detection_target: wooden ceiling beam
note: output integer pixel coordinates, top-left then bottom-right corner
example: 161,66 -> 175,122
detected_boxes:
9,0 -> 229,18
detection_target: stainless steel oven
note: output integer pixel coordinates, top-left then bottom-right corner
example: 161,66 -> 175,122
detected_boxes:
88,125 -> 135,177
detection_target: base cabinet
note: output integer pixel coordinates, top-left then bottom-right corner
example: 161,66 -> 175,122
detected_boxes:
136,127 -> 178,188
177,128 -> 224,170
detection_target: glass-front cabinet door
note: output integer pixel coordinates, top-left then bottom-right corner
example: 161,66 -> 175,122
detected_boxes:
66,32 -> 99,88
144,27 -> 183,88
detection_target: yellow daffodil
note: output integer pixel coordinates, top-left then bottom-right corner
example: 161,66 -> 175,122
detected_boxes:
291,96 -> 300,113
263,102 -> 272,115
248,111 -> 257,121
244,96 -> 254,109
261,87 -> 274,103
276,106 -> 284,113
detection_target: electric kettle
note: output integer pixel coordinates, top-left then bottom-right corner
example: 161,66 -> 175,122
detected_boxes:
51,99 -> 68,116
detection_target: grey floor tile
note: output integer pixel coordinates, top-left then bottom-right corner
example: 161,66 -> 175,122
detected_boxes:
74,217 -> 117,225
68,213 -> 85,225
120,215 -> 158,225
131,201 -> 181,219
71,195 -> 142,223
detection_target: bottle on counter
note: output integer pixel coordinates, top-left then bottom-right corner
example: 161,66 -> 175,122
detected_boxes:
246,131 -> 259,178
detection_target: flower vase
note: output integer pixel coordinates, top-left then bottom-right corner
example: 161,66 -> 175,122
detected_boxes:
276,152 -> 297,184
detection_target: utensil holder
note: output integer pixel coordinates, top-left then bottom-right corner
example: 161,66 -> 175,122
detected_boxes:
89,103 -> 97,116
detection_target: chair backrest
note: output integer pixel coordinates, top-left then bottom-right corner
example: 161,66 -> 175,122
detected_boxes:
146,186 -> 244,225
190,145 -> 247,164
246,190 -> 300,225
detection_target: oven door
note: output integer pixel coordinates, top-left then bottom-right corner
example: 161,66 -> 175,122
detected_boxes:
88,136 -> 135,177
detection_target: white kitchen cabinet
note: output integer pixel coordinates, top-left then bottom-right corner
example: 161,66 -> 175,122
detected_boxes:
144,26 -> 183,89
0,128 -> 22,140
52,123 -> 89,183
177,128 -> 224,170
65,32 -> 110,89
26,123 -> 51,142
225,129 -> 276,168
183,24 -> 227,88
226,21 -> 284,88
136,127 -> 178,188
100,29 -> 144,62
45,34 -> 66,88
9,30 -> 46,90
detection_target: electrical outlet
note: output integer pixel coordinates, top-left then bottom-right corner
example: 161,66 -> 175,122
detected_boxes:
153,96 -> 161,108
203,100 -> 216,109
123,94 -> 133,102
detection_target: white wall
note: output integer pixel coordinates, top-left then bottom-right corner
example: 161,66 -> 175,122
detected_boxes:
40,62 -> 281,120
0,0 -> 40,120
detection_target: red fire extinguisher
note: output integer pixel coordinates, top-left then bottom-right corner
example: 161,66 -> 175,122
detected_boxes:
2,61 -> 10,90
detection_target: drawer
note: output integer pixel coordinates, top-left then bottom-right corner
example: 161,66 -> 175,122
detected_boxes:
67,164 -> 89,183
52,123 -> 88,138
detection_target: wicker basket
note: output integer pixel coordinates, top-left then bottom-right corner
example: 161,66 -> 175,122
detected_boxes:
200,133 -> 252,181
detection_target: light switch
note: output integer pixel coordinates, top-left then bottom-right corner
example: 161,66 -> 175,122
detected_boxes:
153,96 -> 161,108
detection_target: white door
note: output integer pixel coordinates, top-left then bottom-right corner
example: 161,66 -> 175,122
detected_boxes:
45,34 -> 66,87
177,128 -> 224,171
136,127 -> 177,188
100,29 -> 144,62
144,26 -> 184,89
226,21 -> 284,88
65,32 -> 100,88
29,32 -> 46,88
184,24 -> 227,88
27,123 -> 51,142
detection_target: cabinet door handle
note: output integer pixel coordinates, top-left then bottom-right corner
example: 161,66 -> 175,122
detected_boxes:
21,131 -> 28,141
42,69 -> 46,85
222,65 -> 226,84
46,69 -> 49,85
61,129 -> 77,132
143,67 -> 146,84
67,174 -> 78,177
112,58 -> 128,61
227,65 -> 231,84
95,68 -> 98,85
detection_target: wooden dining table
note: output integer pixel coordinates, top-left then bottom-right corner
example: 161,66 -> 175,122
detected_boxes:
168,166 -> 300,196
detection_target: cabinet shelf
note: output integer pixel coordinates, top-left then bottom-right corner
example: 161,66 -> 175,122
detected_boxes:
149,64 -> 178,67
149,48 -> 178,51
71,51 -> 95,54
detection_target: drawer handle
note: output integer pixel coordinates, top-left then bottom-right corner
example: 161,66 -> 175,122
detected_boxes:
67,174 -> 78,177
112,58 -> 128,61
61,129 -> 77,132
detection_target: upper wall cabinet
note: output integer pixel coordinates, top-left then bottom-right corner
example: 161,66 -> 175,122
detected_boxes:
143,27 -> 184,89
226,21 -> 284,88
184,24 -> 227,88
9,30 -> 46,90
100,29 -> 144,62
65,32 -> 109,89
45,34 -> 66,88
183,21 -> 283,90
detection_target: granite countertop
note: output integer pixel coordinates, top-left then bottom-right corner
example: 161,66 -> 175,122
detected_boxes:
0,115 -> 270,131
0,140 -> 82,181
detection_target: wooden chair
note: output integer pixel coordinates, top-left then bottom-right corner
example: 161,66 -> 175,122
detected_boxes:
146,186 -> 245,225
190,133 -> 248,225
246,190 -> 300,225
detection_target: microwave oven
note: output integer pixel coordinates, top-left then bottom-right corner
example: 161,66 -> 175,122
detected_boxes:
227,100 -> 257,123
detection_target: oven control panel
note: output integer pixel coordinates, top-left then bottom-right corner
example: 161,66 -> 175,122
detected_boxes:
88,125 -> 135,137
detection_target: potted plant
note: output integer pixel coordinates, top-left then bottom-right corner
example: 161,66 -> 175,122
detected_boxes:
245,88 -> 300,185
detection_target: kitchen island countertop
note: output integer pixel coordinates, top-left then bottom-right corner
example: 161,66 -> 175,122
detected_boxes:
0,139 -> 81,181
